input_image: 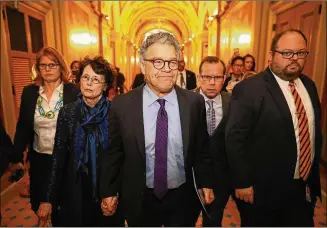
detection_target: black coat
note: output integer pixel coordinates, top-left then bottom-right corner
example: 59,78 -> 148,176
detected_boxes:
42,99 -> 112,226
0,122 -> 13,177
100,85 -> 213,224
12,83 -> 79,163
132,73 -> 145,89
226,67 -> 322,208
185,69 -> 197,90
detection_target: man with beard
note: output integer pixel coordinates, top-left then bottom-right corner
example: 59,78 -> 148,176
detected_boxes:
225,29 -> 322,226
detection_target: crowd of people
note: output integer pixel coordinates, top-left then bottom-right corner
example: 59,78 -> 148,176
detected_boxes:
0,28 -> 323,227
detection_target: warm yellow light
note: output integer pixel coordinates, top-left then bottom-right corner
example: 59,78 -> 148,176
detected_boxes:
124,56 -> 127,64
192,34 -> 195,38
131,56 -> 135,64
238,34 -> 251,44
136,57 -> 139,63
188,37 -> 192,41
208,16 -> 214,21
184,57 -> 188,63
213,9 -> 218,16
105,16 -> 109,20
70,33 -> 97,45
191,57 -> 194,64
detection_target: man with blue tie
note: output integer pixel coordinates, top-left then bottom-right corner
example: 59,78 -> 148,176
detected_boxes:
100,32 -> 214,226
194,56 -> 231,226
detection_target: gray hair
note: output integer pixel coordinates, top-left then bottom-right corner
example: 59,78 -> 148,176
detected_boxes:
139,32 -> 180,62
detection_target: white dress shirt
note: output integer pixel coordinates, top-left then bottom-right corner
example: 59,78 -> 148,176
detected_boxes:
272,70 -> 315,179
200,89 -> 223,129
176,70 -> 187,89
33,83 -> 64,155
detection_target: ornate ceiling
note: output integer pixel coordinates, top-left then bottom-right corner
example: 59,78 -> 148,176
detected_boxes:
103,1 -> 220,47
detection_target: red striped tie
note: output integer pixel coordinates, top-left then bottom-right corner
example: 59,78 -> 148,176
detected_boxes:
289,81 -> 311,181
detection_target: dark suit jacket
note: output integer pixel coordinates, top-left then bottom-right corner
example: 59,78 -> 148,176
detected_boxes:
12,83 -> 80,163
0,122 -> 13,176
185,69 -> 197,90
132,73 -> 145,89
100,85 -> 213,224
226,67 -> 322,208
195,88 -> 231,205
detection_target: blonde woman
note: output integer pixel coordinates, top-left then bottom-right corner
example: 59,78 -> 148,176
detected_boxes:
10,47 -> 79,225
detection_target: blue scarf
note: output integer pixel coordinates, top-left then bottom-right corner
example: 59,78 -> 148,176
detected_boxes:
75,93 -> 110,200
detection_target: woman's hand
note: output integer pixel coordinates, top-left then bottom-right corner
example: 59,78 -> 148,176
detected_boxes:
37,203 -> 52,226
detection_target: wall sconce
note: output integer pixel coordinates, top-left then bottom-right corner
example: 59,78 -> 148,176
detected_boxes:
131,56 -> 135,64
136,57 -> 139,63
184,57 -> 188,63
238,34 -> 251,44
71,33 -> 97,45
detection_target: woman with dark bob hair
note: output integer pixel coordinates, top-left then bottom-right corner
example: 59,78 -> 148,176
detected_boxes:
10,46 -> 79,225
37,56 -> 124,226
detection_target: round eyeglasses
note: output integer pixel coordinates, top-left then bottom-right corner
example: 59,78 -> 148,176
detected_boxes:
144,59 -> 178,70
273,50 -> 309,59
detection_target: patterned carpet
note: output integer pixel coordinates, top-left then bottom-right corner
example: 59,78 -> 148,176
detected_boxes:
1,194 -> 326,227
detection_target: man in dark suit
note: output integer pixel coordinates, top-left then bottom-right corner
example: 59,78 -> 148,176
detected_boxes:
115,67 -> 126,93
131,72 -> 145,89
194,56 -> 231,226
100,32 -> 214,226
176,52 -> 197,90
226,28 -> 322,226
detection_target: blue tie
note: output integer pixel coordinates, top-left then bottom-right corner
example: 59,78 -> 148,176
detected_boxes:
154,99 -> 168,199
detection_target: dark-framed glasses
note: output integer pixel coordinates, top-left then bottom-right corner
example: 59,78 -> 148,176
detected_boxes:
200,75 -> 224,82
273,50 -> 309,59
144,59 -> 178,70
39,63 -> 59,70
80,75 -> 105,84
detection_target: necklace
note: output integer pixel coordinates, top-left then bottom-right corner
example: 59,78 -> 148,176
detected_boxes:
37,92 -> 63,119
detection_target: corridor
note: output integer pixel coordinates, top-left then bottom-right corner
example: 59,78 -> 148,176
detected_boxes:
1,1 -> 327,227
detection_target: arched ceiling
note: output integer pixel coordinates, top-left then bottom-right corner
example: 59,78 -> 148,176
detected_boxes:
104,1 -> 219,47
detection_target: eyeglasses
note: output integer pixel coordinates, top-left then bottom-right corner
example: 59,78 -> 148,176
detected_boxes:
80,75 -> 105,84
200,75 -> 224,81
233,64 -> 244,68
39,63 -> 59,70
273,50 -> 309,59
144,59 -> 178,70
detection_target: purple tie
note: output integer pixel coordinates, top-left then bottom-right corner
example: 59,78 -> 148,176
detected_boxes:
154,99 -> 168,199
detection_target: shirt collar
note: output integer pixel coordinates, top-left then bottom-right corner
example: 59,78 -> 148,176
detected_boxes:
40,82 -> 64,94
199,88 -> 221,103
144,84 -> 178,107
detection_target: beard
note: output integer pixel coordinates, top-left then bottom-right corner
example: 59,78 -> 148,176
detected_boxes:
270,60 -> 303,81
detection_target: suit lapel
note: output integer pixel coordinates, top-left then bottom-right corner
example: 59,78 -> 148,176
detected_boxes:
30,86 -> 39,125
263,68 -> 294,134
132,86 -> 146,159
299,75 -> 321,157
299,75 -> 319,121
175,87 -> 190,158
212,92 -> 229,135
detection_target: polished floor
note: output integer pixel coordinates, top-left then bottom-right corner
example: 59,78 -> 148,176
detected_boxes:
1,176 -> 326,227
